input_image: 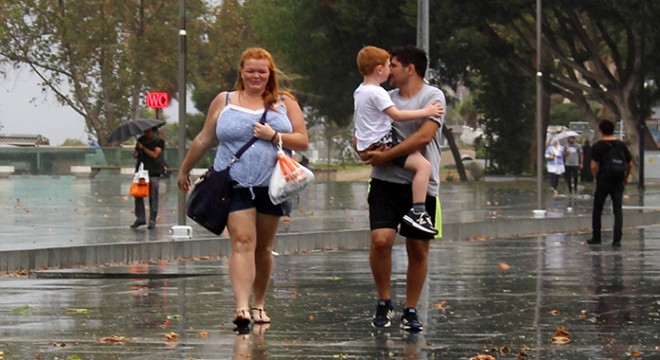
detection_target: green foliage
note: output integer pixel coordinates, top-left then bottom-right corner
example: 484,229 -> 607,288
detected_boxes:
190,0 -> 250,115
474,140 -> 487,159
0,0 -> 208,146
550,102 -> 585,127
473,66 -> 534,175
430,0 -> 660,173
61,138 -> 86,147
245,0 -> 414,127
3,0 -> 660,167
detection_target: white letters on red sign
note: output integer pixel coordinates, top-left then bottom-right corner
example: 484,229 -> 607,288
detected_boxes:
146,92 -> 169,108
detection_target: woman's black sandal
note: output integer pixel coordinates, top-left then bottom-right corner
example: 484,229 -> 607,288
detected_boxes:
250,307 -> 271,324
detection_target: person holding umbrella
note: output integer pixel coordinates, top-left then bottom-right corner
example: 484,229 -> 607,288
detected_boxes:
131,126 -> 166,229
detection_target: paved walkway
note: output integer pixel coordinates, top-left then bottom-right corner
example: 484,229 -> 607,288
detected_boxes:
1,175 -> 659,359
1,226 -> 659,359
3,175 -> 660,272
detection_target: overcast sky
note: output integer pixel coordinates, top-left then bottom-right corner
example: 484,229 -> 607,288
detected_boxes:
0,67 -> 188,146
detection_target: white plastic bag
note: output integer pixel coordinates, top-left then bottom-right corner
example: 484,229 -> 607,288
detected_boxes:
129,163 -> 150,198
268,137 -> 314,205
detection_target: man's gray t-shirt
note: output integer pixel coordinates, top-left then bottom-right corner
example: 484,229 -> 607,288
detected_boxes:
371,84 -> 445,196
564,143 -> 582,166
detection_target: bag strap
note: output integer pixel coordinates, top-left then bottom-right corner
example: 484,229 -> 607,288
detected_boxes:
230,101 -> 272,165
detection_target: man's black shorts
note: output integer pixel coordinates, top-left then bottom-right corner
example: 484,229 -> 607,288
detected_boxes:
368,178 -> 440,240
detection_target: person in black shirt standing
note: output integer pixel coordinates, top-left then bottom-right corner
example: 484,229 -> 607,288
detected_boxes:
131,126 -> 166,229
587,120 -> 632,247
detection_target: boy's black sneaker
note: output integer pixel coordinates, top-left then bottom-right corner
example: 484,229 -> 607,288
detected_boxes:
372,300 -> 394,328
400,307 -> 423,332
402,209 -> 438,235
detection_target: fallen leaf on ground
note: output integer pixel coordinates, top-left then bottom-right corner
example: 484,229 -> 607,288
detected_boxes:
498,262 -> 510,271
550,309 -> 559,316
469,355 -> 496,360
67,308 -> 92,314
630,349 -> 642,357
165,332 -> 179,340
555,326 -> 570,337
199,331 -> 208,337
433,300 -> 447,312
11,305 -> 34,315
98,335 -> 131,344
551,325 -> 571,344
552,336 -> 570,344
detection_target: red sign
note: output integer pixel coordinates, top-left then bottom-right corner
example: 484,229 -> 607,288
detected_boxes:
146,92 -> 169,108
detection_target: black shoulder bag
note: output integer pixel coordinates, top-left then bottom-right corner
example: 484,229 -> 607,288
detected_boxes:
186,103 -> 271,235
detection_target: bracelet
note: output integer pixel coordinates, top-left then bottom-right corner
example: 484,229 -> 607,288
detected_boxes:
270,131 -> 278,142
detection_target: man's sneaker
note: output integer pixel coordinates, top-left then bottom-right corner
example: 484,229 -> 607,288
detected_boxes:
402,210 -> 439,235
372,300 -> 394,328
400,307 -> 423,332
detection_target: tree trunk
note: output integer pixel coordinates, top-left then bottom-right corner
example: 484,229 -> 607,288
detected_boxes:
443,126 -> 467,181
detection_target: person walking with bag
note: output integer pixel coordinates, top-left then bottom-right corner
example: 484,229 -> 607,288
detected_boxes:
177,48 -> 308,331
587,119 -> 632,247
545,140 -> 565,196
130,126 -> 165,230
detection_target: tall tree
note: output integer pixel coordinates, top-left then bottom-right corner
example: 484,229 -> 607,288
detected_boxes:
190,0 -> 251,115
0,0 -> 207,146
245,0 -> 412,127
430,0 -> 660,175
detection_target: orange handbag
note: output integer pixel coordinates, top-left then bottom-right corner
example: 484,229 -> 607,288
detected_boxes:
129,163 -> 150,198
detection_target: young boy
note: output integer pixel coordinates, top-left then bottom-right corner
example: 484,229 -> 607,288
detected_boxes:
354,46 -> 443,235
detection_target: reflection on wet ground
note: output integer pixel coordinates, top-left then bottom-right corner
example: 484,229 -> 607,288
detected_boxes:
0,226 -> 658,359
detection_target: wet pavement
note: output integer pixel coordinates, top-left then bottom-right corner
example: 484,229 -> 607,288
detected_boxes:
0,227 -> 659,359
3,174 -> 659,251
0,175 -> 660,359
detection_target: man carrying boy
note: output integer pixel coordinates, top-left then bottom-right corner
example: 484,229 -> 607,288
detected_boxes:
360,45 -> 445,331
354,45 -> 443,234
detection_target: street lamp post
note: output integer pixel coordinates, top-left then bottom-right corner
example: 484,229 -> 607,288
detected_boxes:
638,0 -> 646,190
417,0 -> 429,53
535,0 -> 544,214
177,0 -> 187,225
417,0 -> 430,78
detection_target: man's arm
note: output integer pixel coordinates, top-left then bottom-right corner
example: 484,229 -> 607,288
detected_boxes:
579,152 -> 584,169
591,159 -> 598,181
137,142 -> 163,159
624,160 -> 633,185
362,120 -> 440,166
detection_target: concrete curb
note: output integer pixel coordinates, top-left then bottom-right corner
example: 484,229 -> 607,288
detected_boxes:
4,210 -> 660,272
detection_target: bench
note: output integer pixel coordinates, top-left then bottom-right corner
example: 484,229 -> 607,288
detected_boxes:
0,165 -> 15,178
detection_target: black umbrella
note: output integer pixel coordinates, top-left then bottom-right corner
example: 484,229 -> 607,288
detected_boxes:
108,118 -> 166,143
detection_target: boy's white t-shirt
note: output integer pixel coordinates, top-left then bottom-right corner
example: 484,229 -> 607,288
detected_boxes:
353,83 -> 395,151
371,84 -> 446,197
